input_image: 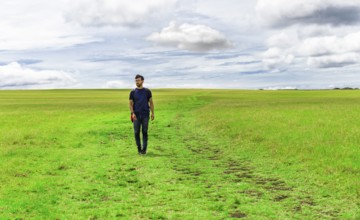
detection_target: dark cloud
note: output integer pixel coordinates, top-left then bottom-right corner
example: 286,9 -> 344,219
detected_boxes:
272,5 -> 360,28
176,66 -> 198,71
219,61 -> 261,66
173,10 -> 214,21
313,60 -> 357,68
83,56 -> 167,65
206,53 -> 247,59
238,70 -> 267,75
307,53 -> 360,68
0,81 -> 47,88
17,59 -> 43,65
143,50 -> 207,57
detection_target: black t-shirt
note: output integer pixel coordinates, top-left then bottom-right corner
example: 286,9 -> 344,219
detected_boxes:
129,88 -> 152,116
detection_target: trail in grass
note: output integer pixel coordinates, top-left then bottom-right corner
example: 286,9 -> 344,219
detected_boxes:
115,93 -> 349,220
144,104 -> 322,219
55,93 -> 339,220
0,90 -> 358,219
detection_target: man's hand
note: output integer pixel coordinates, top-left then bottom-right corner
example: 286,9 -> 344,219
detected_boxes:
131,113 -> 137,122
151,114 -> 155,121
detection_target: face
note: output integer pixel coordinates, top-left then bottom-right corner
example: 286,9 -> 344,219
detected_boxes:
135,78 -> 143,87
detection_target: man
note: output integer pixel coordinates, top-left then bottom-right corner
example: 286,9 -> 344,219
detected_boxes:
129,74 -> 154,155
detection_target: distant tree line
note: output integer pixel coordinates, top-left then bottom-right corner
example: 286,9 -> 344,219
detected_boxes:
333,87 -> 359,90
258,87 -> 359,90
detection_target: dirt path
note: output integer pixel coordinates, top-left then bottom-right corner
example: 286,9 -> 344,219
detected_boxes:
160,112 -> 341,219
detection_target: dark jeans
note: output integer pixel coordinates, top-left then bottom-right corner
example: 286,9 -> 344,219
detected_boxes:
133,114 -> 149,152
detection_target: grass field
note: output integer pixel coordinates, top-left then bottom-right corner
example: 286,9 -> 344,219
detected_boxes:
0,89 -> 359,219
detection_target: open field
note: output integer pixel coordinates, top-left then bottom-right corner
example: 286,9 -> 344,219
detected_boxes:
0,89 -> 359,219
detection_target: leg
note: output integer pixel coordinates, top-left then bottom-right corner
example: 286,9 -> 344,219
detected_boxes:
133,116 -> 142,153
141,115 -> 149,153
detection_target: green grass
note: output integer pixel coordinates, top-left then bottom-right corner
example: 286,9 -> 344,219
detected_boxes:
0,89 -> 359,219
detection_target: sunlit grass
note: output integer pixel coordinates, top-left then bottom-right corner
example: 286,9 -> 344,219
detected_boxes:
0,89 -> 359,219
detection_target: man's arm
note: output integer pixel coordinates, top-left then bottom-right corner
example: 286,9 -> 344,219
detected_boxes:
149,97 -> 155,121
129,99 -> 136,121
129,90 -> 136,116
129,99 -> 134,113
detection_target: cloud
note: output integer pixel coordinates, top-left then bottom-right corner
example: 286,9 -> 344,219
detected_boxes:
218,61 -> 261,66
297,31 -> 360,56
103,80 -> 131,88
0,31 -> 101,51
0,0 -> 102,51
266,31 -> 299,48
146,21 -> 233,52
256,0 -> 360,28
261,30 -> 360,69
261,47 -> 295,70
0,62 -> 78,89
307,53 -> 360,68
65,0 -> 177,27
2,0 -> 360,90
16,59 -> 43,65
257,0 -> 360,70
263,86 -> 297,90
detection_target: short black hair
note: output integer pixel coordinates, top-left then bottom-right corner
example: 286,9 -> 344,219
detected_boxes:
135,74 -> 144,80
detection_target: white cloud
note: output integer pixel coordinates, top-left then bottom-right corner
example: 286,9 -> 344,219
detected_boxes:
261,31 -> 360,69
257,0 -> 360,70
65,0 -> 177,27
0,0 -> 101,51
297,31 -> 360,56
266,31 -> 299,48
263,86 -> 297,90
146,21 -> 233,52
0,62 -> 78,89
103,80 -> 131,88
261,47 -> 295,70
0,29 -> 101,51
307,53 -> 360,68
186,0 -> 257,29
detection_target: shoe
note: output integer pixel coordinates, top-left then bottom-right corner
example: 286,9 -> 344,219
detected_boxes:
140,150 -> 147,155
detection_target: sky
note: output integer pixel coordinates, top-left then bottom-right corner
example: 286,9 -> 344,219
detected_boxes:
1,0 -> 360,90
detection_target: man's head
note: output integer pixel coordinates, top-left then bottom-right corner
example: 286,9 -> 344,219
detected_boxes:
135,74 -> 144,88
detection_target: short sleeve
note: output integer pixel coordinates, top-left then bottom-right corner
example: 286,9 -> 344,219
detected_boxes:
129,90 -> 134,100
147,89 -> 152,101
